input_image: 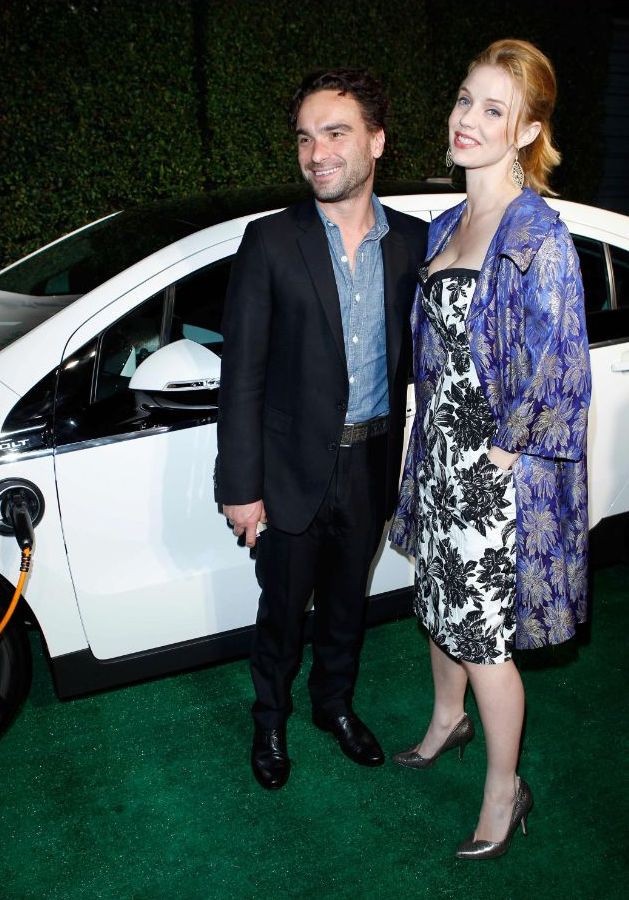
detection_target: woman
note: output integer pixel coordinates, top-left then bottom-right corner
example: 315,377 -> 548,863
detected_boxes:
390,39 -> 591,860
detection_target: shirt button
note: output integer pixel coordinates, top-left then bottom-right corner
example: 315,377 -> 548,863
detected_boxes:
337,400 -> 347,411
352,335 -> 358,344
355,293 -> 361,302
341,255 -> 348,263
327,442 -> 338,451
349,375 -> 355,384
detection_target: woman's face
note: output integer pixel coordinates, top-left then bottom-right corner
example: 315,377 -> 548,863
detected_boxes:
448,63 -> 521,176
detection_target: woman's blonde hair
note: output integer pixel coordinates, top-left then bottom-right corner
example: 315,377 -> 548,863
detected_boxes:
470,39 -> 561,195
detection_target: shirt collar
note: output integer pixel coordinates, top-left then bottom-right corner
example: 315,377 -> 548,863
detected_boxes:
316,193 -> 389,241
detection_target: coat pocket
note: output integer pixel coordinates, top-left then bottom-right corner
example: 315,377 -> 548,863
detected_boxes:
479,451 -> 514,483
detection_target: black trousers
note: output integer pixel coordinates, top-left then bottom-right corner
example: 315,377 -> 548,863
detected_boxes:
250,434 -> 388,729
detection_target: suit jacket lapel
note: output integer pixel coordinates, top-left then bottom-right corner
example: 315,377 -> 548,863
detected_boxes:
295,200 -> 346,365
381,227 -> 410,391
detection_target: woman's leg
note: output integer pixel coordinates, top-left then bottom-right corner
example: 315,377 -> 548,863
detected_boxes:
412,638 -> 469,756
462,659 -> 525,842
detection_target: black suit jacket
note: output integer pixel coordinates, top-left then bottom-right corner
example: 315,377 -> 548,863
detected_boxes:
216,197 -> 428,534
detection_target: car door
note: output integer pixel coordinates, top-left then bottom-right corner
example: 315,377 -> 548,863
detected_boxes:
53,247 -> 262,660
573,236 -> 629,529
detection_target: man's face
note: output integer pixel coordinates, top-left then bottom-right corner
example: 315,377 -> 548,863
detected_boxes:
296,90 -> 384,203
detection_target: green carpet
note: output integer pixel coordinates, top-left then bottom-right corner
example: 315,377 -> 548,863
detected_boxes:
1,565 -> 627,900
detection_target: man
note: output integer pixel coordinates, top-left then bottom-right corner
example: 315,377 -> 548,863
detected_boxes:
216,69 -> 428,789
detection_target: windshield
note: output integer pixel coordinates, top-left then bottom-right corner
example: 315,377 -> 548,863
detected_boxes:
0,290 -> 80,351
0,209 -> 207,351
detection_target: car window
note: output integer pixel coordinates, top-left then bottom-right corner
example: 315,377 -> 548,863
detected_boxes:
169,258 -> 231,354
95,292 -> 165,402
573,236 -> 611,314
610,246 -> 629,309
51,261 -> 232,446
0,368 -> 58,459
94,259 -> 232,405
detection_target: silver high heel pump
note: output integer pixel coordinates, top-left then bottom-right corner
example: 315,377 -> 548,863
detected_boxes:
455,777 -> 533,860
393,714 -> 475,769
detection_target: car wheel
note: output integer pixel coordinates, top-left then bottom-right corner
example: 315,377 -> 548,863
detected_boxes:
0,600 -> 32,737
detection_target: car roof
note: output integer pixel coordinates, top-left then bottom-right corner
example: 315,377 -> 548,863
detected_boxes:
125,179 -> 457,228
0,180 -> 457,298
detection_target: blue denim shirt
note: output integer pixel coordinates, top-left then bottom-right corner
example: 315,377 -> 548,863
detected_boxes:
317,195 -> 389,423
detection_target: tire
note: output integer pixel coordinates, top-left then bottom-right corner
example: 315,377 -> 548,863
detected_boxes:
0,605 -> 32,737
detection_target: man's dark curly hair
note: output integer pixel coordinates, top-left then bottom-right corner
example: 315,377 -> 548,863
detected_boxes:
288,68 -> 388,132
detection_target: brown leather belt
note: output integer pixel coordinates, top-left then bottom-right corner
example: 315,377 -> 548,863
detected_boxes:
340,415 -> 389,447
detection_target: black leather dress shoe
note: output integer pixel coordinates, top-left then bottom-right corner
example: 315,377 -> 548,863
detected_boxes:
251,727 -> 290,790
312,710 -> 384,766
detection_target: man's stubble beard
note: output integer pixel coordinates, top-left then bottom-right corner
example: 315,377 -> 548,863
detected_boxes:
304,159 -> 375,203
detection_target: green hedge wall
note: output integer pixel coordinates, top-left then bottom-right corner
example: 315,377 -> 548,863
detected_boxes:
0,0 -> 204,266
204,0 -> 435,188
0,0 -> 610,267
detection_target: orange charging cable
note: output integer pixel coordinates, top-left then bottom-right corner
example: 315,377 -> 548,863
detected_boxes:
0,547 -> 32,635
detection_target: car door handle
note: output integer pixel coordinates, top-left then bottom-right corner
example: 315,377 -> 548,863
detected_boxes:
611,351 -> 629,373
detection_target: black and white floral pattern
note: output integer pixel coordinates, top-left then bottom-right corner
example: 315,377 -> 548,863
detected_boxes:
413,270 -> 516,663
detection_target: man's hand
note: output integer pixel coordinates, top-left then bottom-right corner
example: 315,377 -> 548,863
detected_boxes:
223,500 -> 266,549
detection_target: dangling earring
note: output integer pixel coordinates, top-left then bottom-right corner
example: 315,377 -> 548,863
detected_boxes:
445,147 -> 454,168
511,149 -> 524,189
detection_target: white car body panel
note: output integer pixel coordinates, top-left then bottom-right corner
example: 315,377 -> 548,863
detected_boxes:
54,425 -> 257,658
587,344 -> 629,527
0,455 -> 87,656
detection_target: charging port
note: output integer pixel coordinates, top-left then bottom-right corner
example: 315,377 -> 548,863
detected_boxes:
0,479 -> 44,541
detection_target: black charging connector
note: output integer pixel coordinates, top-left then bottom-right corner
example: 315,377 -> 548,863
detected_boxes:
0,478 -> 44,545
7,491 -> 35,551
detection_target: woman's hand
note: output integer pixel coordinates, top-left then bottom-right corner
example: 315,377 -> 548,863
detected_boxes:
487,445 -> 520,472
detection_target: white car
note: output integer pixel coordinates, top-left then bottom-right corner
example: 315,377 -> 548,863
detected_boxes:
0,186 -> 627,734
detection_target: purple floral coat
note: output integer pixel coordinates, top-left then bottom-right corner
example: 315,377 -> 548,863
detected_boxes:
391,189 -> 591,649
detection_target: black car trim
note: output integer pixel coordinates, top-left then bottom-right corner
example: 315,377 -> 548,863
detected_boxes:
588,336 -> 629,350
52,414 -> 216,456
49,587 -> 413,699
0,421 -> 53,465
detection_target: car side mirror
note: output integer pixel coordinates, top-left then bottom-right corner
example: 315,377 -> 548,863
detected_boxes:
130,338 -> 221,412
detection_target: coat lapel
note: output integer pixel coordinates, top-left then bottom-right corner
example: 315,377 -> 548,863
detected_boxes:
295,200 -> 346,365
426,200 -> 466,265
381,227 -> 411,391
468,189 -> 560,322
